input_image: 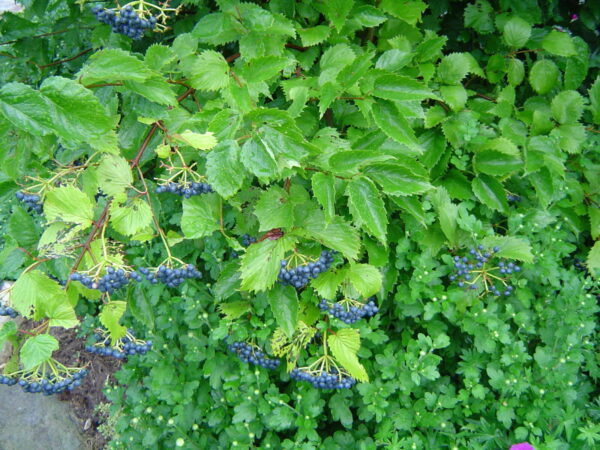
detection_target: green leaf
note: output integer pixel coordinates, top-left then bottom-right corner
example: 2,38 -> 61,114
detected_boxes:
542,30 -> 577,57
110,199 -> 153,236
206,140 -> 245,199
44,298 -> 78,329
319,0 -> 354,30
267,284 -> 298,338
529,167 -> 554,209
330,393 -> 353,427
440,85 -> 467,111
254,186 -> 295,231
437,53 -> 471,85
472,175 -> 508,213
482,236 -> 534,262
589,75 -> 600,125
8,206 -> 37,247
311,268 -> 348,299
181,194 -> 221,239
213,261 -> 242,301
346,177 -> 388,245
44,186 -> 94,228
551,90 -> 584,124
328,151 -> 394,175
219,301 -> 250,321
97,155 -> 133,197
298,25 -> 331,47
507,58 -> 525,85
185,50 -> 230,91
380,0 -> 427,25
346,264 -> 382,297
587,241 -> 600,276
175,130 -> 218,150
241,56 -> 291,83
464,0 -> 495,34
77,48 -> 154,84
372,74 -> 437,102
391,196 -> 427,226
20,334 -> 59,370
502,17 -> 531,48
364,162 -> 432,196
328,329 -> 368,382
144,44 -> 176,71
0,82 -> 54,136
589,207 -> 600,240
372,100 -> 420,150
240,235 -> 296,292
553,123 -> 586,154
319,44 -> 356,86
473,150 -> 523,176
298,211 -> 361,261
240,137 -> 279,179
529,60 -> 559,95
0,321 -> 17,349
99,301 -> 127,344
192,13 -> 241,46
430,187 -> 458,245
312,172 -> 336,223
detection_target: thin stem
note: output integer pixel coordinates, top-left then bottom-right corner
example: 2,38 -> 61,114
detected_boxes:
38,48 -> 93,69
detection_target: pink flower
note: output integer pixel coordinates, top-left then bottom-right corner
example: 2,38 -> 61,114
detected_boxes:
510,443 -> 534,450
570,14 -> 579,21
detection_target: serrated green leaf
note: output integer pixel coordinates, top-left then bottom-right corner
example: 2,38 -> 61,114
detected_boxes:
589,75 -> 600,125
542,30 -> 577,57
312,172 -> 336,223
144,44 -> 176,71
298,25 -> 331,47
319,0 -> 354,30
587,241 -> 600,276
482,236 -> 533,262
373,74 -> 437,102
328,329 -> 368,382
346,264 -> 382,297
372,100 -> 420,150
440,85 -> 467,111
185,50 -> 230,91
175,130 -> 218,150
0,82 -> 54,136
364,162 -> 432,196
507,58 -> 525,85
380,0 -> 427,25
97,155 -> 133,197
0,321 -> 17,349
240,137 -> 279,179
206,140 -> 245,199
124,78 -> 177,106
44,186 -> 94,228
589,207 -> 600,240
78,48 -> 154,85
20,334 -> 59,370
181,194 -> 221,238
529,60 -> 559,95
311,268 -> 348,299
472,175 -> 508,213
437,53 -> 471,85
473,150 -> 523,176
254,186 -> 295,231
319,44 -> 356,86
551,90 -> 584,124
346,177 -> 388,245
240,235 -> 296,292
219,301 -> 250,320
192,13 -> 241,46
297,210 -> 361,260
45,298 -> 78,329
99,301 -> 127,344
391,196 -> 427,226
241,56 -> 291,83
430,187 -> 458,245
110,199 -> 153,236
502,17 -> 531,48
267,284 -> 298,337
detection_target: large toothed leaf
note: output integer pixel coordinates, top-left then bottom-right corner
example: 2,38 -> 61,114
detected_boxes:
346,176 -> 388,246
328,329 -> 369,382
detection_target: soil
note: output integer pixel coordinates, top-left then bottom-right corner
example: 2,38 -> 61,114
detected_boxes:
52,327 -> 123,450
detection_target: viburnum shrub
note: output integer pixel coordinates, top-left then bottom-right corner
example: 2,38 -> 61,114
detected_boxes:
0,0 -> 599,448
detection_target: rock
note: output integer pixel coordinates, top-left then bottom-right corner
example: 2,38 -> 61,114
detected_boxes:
0,385 -> 86,450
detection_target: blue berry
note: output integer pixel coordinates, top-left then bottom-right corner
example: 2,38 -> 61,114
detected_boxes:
92,4 -> 157,40
15,191 -> 43,214
290,367 -> 355,390
278,250 -> 334,289
227,340 -> 280,370
156,181 -> 213,197
319,298 -> 378,324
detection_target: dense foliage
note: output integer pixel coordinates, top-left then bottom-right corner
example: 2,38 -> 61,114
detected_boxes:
1,0 -> 600,448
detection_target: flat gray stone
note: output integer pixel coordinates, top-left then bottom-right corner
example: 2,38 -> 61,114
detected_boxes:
0,385 -> 85,450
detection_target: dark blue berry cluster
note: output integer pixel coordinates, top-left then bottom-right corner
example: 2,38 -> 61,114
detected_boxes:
278,250 -> 334,289
70,267 -> 130,294
156,182 -> 213,198
0,305 -> 18,318
85,333 -> 152,360
139,264 -> 201,288
290,368 -> 356,389
0,369 -> 88,395
449,245 -> 520,296
241,234 -> 257,247
227,341 -> 280,370
318,298 -> 379,324
507,194 -> 522,202
91,4 -> 157,40
15,191 -> 42,214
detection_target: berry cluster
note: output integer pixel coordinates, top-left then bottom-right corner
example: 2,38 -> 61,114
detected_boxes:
290,368 -> 356,389
448,245 -> 521,296
278,250 -> 334,289
0,305 -> 18,318
70,267 -> 130,294
15,191 -> 42,214
0,369 -> 88,396
91,4 -> 157,40
507,194 -> 522,202
156,182 -> 213,198
319,298 -> 379,324
139,264 -> 201,288
241,234 -> 257,247
227,341 -> 280,370
85,332 -> 152,360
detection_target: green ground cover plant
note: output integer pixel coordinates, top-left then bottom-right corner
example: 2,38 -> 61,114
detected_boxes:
0,0 -> 599,448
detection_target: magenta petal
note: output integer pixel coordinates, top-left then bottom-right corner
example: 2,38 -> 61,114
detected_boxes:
510,443 -> 534,450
